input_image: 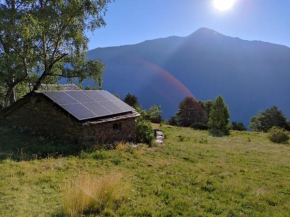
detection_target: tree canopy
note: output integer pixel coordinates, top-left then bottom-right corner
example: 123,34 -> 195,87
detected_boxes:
124,93 -> 139,108
0,0 -> 112,107
147,105 -> 162,123
249,106 -> 288,132
176,97 -> 207,127
208,96 -> 230,136
199,100 -> 214,122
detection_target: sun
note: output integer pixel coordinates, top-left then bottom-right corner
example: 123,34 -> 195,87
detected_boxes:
214,0 -> 236,11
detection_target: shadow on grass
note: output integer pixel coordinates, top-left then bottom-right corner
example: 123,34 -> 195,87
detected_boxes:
0,127 -> 91,161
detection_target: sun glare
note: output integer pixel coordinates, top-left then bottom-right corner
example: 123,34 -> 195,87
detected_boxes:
214,0 -> 236,11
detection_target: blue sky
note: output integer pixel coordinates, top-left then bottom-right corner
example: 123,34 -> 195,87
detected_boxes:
87,0 -> 290,49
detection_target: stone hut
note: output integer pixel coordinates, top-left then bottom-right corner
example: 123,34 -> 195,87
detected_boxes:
0,90 -> 140,144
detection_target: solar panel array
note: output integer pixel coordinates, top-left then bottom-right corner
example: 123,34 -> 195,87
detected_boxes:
42,90 -> 135,121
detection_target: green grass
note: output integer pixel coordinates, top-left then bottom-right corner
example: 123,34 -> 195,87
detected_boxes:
0,125 -> 290,216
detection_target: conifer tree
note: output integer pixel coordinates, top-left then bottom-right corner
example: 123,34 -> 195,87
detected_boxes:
124,93 -> 139,108
208,96 -> 230,136
176,97 -> 207,127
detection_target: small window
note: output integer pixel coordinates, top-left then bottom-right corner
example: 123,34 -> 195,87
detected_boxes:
113,122 -> 122,132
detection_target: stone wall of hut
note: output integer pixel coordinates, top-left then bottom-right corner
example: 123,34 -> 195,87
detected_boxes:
82,118 -> 137,144
0,95 -> 137,144
0,96 -> 82,142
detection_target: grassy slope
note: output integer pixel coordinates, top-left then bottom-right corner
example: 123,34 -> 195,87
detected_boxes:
0,124 -> 290,216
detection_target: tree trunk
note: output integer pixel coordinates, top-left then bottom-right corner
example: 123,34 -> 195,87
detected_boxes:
4,86 -> 16,107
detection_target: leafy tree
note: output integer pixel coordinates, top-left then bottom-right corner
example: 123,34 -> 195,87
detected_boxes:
147,105 -> 162,123
124,93 -> 139,108
176,97 -> 207,127
249,106 -> 288,132
0,0 -> 111,107
231,121 -> 246,131
208,96 -> 230,136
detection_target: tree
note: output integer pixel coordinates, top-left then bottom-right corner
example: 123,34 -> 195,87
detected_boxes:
208,96 -> 230,136
0,0 -> 38,107
199,100 -> 214,122
124,93 -> 139,108
249,106 -> 288,132
231,121 -> 246,131
0,0 -> 111,107
176,97 -> 207,127
147,105 -> 162,123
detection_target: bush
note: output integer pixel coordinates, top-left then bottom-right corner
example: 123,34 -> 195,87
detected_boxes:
60,173 -> 128,216
136,120 -> 154,145
80,150 -> 109,160
268,127 -> 289,144
286,121 -> 290,131
191,123 -> 209,130
231,122 -> 246,131
168,116 -> 178,126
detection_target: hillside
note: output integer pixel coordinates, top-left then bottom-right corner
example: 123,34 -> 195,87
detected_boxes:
86,28 -> 290,125
1,125 -> 290,216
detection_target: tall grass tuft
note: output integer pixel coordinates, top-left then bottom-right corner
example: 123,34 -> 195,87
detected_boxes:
60,172 -> 129,216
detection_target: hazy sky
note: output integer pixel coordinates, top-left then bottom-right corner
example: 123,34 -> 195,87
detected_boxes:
87,0 -> 290,49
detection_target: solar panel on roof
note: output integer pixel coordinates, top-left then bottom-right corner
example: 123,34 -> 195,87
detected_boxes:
111,100 -> 134,111
43,92 -> 78,104
83,102 -> 112,116
83,91 -> 107,102
62,103 -> 96,120
66,91 -> 94,103
42,90 -> 135,121
98,100 -> 124,114
98,90 -> 118,101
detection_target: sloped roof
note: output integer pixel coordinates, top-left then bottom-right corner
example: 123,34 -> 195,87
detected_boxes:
40,90 -> 137,121
40,84 -> 80,91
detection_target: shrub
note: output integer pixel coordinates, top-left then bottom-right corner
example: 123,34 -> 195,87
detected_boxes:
92,150 -> 109,160
136,120 -> 154,145
111,157 -> 121,165
231,121 -> 247,131
191,123 -> 209,131
286,121 -> 290,131
80,150 -> 109,160
268,127 -> 289,144
168,116 -> 178,126
60,173 -> 128,216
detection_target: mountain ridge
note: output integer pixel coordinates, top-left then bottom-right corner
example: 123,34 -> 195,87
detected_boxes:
85,28 -> 290,125
90,28 -> 290,51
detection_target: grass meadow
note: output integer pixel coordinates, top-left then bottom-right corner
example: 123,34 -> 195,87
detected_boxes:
0,124 -> 290,216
